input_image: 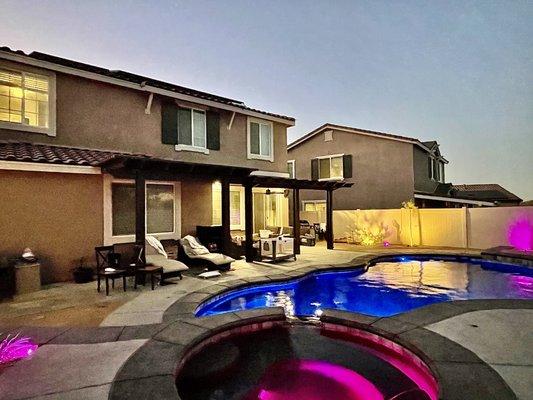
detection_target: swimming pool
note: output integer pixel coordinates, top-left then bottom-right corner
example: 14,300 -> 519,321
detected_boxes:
196,257 -> 533,318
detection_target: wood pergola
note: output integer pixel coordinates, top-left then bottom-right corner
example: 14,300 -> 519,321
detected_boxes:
101,155 -> 353,263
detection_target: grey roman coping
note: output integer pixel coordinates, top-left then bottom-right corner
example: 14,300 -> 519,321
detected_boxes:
6,251 -> 525,400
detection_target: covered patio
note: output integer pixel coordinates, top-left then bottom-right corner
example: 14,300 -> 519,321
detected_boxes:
101,155 -> 353,264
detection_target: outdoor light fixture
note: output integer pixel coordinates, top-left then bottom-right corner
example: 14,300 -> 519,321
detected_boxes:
0,333 -> 38,364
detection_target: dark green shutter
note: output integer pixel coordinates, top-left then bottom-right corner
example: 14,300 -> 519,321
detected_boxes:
161,101 -> 178,145
428,157 -> 432,178
311,159 -> 319,180
206,111 -> 220,150
343,154 -> 353,178
177,108 -> 192,145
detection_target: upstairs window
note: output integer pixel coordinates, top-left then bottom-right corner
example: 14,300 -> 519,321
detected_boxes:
319,155 -> 344,180
177,108 -> 207,150
248,118 -> 273,161
311,154 -> 352,181
0,68 -> 55,135
287,160 -> 295,179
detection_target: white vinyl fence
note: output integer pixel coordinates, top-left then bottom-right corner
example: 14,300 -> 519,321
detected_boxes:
331,206 -> 533,249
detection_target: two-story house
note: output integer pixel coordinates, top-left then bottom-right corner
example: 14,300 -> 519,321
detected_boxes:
287,123 -> 494,211
0,47 -> 307,283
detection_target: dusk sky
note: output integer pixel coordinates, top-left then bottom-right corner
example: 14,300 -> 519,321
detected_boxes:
1,0 -> 532,199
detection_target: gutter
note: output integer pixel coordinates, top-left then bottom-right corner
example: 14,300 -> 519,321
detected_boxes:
0,50 -> 295,126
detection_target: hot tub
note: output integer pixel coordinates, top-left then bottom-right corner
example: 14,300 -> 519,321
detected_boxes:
175,321 -> 438,400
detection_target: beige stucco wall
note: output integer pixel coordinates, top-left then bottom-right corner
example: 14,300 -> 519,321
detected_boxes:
0,170 -> 103,283
181,178 -> 214,236
289,129 -> 415,209
0,59 -> 289,173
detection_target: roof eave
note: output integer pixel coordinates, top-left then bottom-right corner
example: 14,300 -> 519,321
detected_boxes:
0,48 -> 295,126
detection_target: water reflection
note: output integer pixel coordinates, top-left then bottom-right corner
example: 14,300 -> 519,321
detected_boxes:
198,260 -> 533,318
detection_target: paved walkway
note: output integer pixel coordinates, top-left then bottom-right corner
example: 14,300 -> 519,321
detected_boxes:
0,246 -> 530,400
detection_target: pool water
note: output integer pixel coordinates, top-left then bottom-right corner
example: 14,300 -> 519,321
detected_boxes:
176,325 -> 437,400
196,258 -> 533,318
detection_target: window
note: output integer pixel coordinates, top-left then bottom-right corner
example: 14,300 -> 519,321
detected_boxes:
0,67 -> 55,135
248,118 -> 273,161
111,182 -> 175,236
303,200 -> 327,212
176,108 -> 207,151
287,160 -> 295,179
211,182 -> 245,229
318,155 -> 343,180
429,157 -> 444,182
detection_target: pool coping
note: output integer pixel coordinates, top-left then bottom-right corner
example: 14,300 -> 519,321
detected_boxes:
108,251 -> 532,400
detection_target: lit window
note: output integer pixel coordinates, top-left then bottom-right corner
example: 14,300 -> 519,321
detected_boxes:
0,69 -> 51,130
287,160 -> 295,179
303,201 -> 326,212
248,118 -> 273,161
111,182 -> 175,236
318,155 -> 343,180
211,182 -> 244,228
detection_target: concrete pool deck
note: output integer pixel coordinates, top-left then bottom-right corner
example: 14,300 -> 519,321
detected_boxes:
0,246 -> 531,400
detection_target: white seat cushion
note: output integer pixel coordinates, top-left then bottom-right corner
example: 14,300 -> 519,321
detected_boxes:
189,252 -> 235,265
146,254 -> 189,273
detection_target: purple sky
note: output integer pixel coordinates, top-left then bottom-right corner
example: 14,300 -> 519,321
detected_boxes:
1,0 -> 532,200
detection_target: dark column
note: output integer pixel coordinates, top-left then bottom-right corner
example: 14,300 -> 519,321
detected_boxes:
135,169 -> 146,264
292,188 -> 301,255
244,183 -> 254,262
326,189 -> 334,250
221,179 -> 231,254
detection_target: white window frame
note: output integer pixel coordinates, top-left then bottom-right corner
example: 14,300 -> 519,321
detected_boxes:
103,175 -> 181,245
429,157 -> 436,181
317,154 -> 344,181
175,107 -> 209,154
439,161 -> 445,183
247,117 -> 274,162
211,183 -> 245,230
302,200 -> 327,212
287,160 -> 295,179
0,61 -> 56,136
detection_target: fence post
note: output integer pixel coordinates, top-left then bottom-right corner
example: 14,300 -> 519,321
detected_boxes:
461,207 -> 469,248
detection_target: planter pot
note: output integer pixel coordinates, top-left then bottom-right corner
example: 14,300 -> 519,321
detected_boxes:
73,268 -> 94,284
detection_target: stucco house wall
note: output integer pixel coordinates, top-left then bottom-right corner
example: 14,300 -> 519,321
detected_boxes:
413,146 -> 439,193
0,59 -> 289,173
289,129 -> 415,209
0,170 -> 104,283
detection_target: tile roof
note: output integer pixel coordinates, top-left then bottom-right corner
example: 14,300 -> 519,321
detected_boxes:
0,47 -> 295,123
452,184 -> 522,202
0,141 -> 122,166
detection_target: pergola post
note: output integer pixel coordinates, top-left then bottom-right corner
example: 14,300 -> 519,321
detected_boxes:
244,183 -> 254,262
221,179 -> 231,254
292,188 -> 301,254
135,169 -> 146,264
326,189 -> 334,250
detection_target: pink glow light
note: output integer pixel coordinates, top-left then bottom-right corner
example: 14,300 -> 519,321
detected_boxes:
508,218 -> 533,252
383,241 -> 391,247
244,359 -> 384,400
0,334 -> 38,364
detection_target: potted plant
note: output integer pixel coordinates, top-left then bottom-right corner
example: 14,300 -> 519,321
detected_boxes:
72,257 -> 94,283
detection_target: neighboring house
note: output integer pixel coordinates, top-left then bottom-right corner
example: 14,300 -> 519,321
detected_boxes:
0,47 -> 297,282
288,123 -> 501,211
451,184 -> 523,206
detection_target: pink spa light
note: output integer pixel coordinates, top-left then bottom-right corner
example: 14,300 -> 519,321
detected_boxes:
508,218 -> 533,252
0,334 -> 38,364
245,359 -> 384,400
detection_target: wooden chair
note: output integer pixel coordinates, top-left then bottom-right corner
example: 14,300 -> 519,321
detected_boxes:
95,245 -> 127,296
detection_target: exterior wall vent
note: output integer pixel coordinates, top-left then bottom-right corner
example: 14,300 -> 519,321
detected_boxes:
324,130 -> 333,142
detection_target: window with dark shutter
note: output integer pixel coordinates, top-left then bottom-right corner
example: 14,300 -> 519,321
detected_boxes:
177,108 -> 192,146
161,101 -> 178,145
311,159 -> 319,180
343,154 -> 353,178
206,111 -> 220,150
